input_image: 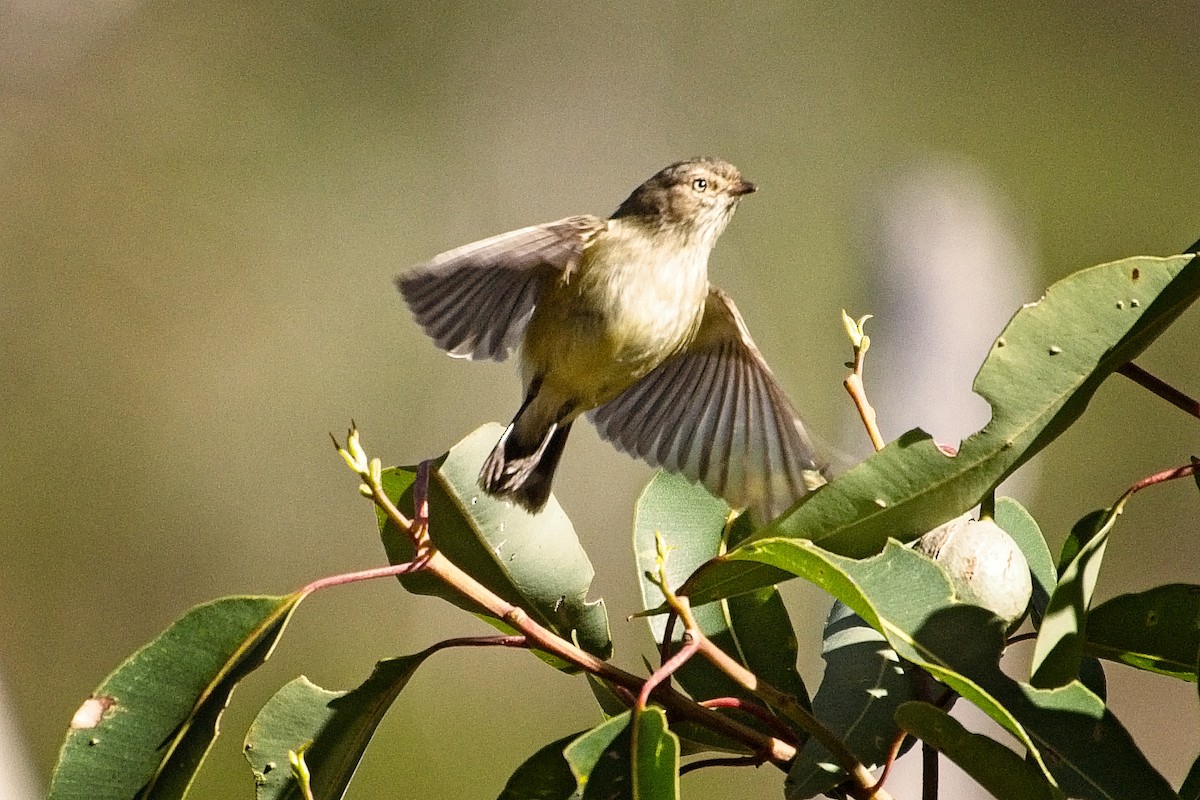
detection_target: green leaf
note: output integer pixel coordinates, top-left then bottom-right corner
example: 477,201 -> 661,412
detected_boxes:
707,537 -> 1176,798
564,713 -> 631,798
633,473 -> 808,721
564,709 -> 680,800
994,497 -> 1056,625
895,702 -> 1064,800
496,732 -> 584,800
684,253 -> 1199,600
1031,504 -> 1119,688
631,708 -> 679,800
378,423 -> 611,661
1180,752 -> 1200,800
1056,509 -> 1106,576
50,595 -> 303,800
1084,584 -> 1200,680
245,653 -> 434,799
786,601 -> 919,799
1077,656 -> 1108,701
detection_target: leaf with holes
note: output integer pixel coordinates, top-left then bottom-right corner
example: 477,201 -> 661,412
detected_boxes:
50,595 -> 303,800
684,253 -> 1199,602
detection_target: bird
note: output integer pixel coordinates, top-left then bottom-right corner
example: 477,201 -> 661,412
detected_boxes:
397,157 -> 823,522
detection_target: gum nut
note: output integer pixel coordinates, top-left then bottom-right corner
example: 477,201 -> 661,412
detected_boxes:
915,515 -> 1033,626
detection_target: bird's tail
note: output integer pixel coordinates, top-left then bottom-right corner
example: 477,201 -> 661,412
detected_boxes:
480,408 -> 573,512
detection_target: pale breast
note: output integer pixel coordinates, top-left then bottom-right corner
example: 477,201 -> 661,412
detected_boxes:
521,223 -> 711,408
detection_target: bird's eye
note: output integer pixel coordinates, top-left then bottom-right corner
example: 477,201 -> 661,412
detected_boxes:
692,177 -> 708,192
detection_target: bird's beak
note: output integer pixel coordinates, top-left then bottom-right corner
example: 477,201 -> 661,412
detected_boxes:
733,180 -> 757,196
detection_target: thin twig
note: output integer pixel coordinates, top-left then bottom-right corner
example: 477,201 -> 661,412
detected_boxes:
650,541 -> 889,800
679,754 -> 768,776
415,635 -> 529,657
700,698 -> 800,746
867,731 -> 909,796
1125,461 -> 1198,496
299,558 -> 430,595
842,312 -> 886,452
1117,362 -> 1200,420
333,429 -> 799,766
639,633 -> 702,710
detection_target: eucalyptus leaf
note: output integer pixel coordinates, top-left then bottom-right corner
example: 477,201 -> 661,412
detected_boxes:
50,595 -> 303,800
378,423 -> 611,661
245,654 -> 435,800
786,601 -> 919,799
706,537 -> 1175,798
497,732 -> 584,800
1181,752 -> 1200,800
1031,504 -> 1119,689
567,708 -> 680,800
633,472 -> 808,725
564,713 -> 631,799
895,702 -> 1064,800
630,708 -> 679,800
1085,584 -> 1200,680
684,253 -> 1199,601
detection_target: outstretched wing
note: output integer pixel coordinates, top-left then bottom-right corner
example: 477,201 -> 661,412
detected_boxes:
589,287 -> 824,522
397,215 -> 607,361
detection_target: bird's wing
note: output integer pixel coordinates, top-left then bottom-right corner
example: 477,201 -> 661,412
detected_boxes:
397,215 -> 607,361
589,286 -> 824,522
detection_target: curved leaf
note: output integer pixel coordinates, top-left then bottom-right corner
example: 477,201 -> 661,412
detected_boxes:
1181,752 -> 1200,800
1085,584 -> 1200,680
685,253 -> 1199,600
565,713 -> 630,797
709,537 -> 1176,798
497,732 -> 584,800
895,702 -> 1064,800
245,653 -> 434,800
633,473 -> 808,721
50,595 -> 302,800
786,601 -> 919,799
631,708 -> 679,800
1031,504 -> 1119,688
564,709 -> 679,800
379,423 -> 611,661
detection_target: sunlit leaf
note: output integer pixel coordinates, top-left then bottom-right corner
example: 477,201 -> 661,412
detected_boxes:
631,708 -> 679,800
378,423 -> 611,662
633,473 -> 807,728
786,602 -> 919,799
685,253 -> 1199,600
895,702 -> 1064,800
564,713 -> 631,798
1031,505 -> 1119,688
50,595 -> 302,800
700,537 -> 1175,798
245,653 -> 434,799
1085,584 -> 1200,681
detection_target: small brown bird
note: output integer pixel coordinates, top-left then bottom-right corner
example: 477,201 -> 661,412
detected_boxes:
398,158 -> 822,521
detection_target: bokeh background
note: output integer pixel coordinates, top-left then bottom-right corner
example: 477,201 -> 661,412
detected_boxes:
4,2 -> 1199,798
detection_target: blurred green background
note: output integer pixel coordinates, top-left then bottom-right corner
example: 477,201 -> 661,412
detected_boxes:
3,2 -> 1199,798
